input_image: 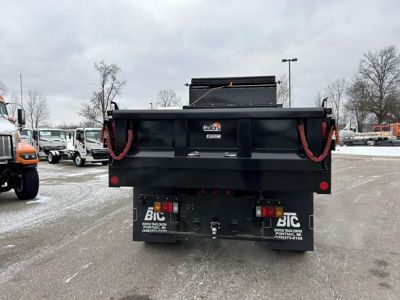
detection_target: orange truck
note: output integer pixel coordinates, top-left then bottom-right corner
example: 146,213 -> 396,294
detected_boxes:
0,95 -> 39,200
391,123 -> 400,138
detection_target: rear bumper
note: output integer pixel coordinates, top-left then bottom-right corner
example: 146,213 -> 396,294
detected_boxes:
132,188 -> 315,251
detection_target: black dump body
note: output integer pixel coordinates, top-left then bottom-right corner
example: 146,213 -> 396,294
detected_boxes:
108,76 -> 334,251
110,107 -> 332,192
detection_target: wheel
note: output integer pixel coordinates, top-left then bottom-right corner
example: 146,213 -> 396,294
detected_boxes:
14,167 -> 39,200
101,161 -> 108,166
74,153 -> 85,167
47,152 -> 60,164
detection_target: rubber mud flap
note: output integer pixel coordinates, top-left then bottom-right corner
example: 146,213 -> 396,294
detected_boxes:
133,192 -> 178,244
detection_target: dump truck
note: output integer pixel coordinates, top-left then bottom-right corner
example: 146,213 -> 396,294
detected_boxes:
105,76 -> 337,251
0,96 -> 39,200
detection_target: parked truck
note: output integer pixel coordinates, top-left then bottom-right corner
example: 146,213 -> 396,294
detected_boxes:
47,128 -> 108,166
0,96 -> 39,200
340,123 -> 400,146
105,76 -> 336,251
32,128 -> 67,158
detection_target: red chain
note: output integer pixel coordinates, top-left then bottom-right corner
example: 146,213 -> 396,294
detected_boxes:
101,123 -> 133,161
297,124 -> 336,163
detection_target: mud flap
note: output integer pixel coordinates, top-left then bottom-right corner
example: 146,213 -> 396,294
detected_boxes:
262,192 -> 314,251
133,188 -> 178,243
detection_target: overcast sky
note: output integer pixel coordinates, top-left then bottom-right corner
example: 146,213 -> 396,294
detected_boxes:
0,0 -> 399,125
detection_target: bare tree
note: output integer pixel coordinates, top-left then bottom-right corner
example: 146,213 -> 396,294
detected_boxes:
25,90 -> 50,128
156,89 -> 182,107
80,61 -> 126,125
7,94 -> 20,118
345,78 -> 371,132
325,78 -> 347,125
358,46 -> 400,123
277,74 -> 289,107
392,94 -> 400,122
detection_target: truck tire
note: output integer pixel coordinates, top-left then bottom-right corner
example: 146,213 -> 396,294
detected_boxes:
47,152 -> 60,164
74,153 -> 85,167
15,168 -> 39,200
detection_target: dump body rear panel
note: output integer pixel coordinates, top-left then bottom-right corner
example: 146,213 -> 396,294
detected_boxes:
110,107 -> 331,194
108,76 -> 333,251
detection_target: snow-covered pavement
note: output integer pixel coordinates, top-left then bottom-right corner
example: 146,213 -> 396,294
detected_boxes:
0,161 -> 130,235
1,157 -> 400,300
334,145 -> 400,157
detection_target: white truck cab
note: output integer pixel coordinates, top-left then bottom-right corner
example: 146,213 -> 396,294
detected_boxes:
32,128 -> 67,158
47,128 -> 108,167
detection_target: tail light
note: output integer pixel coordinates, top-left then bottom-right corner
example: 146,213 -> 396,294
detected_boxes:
319,181 -> 329,191
110,175 -> 119,185
262,206 -> 274,218
161,202 -> 173,213
255,205 -> 284,218
154,201 -> 179,214
224,189 -> 232,196
275,206 -> 284,218
198,189 -> 206,195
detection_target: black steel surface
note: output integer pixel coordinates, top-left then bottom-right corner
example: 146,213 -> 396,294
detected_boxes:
112,107 -> 327,120
132,187 -> 314,251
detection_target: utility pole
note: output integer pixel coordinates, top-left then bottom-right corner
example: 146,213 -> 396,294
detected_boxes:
281,58 -> 298,108
20,73 -> 23,108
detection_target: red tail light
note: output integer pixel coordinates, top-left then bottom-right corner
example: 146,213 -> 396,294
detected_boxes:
154,201 -> 179,214
224,189 -> 232,196
256,205 -> 284,218
262,206 -> 274,218
319,181 -> 329,191
110,176 -> 119,185
162,202 -> 173,213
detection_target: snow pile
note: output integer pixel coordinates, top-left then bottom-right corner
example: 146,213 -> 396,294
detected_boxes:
25,195 -> 51,204
334,146 -> 400,157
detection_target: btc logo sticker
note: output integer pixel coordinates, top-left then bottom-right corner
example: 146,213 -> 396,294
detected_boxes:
274,212 -> 303,241
276,212 -> 300,228
144,207 -> 165,221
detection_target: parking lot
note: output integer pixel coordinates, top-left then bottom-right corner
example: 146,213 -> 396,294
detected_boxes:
0,155 -> 399,300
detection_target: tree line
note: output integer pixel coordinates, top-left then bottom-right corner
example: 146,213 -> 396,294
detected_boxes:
278,45 -> 400,132
0,82 -> 50,129
2,45 -> 398,131
0,61 -> 181,129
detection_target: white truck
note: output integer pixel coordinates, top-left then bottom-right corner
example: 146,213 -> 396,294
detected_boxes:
47,128 -> 108,167
31,128 -> 67,158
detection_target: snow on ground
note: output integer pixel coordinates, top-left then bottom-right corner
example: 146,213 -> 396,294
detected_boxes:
0,163 -> 131,235
25,195 -> 51,205
334,146 -> 400,157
